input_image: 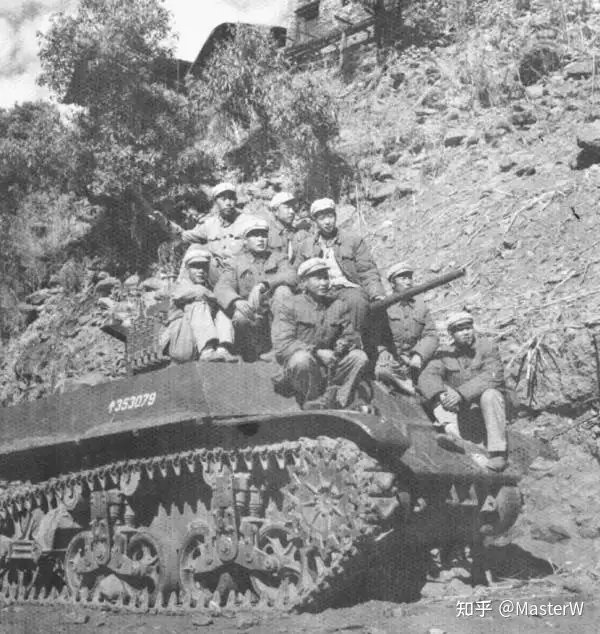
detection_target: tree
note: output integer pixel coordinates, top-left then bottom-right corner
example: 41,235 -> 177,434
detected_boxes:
189,26 -> 339,196
38,0 -> 211,269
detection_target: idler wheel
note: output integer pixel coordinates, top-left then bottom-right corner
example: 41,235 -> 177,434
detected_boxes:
126,529 -> 178,606
249,523 -> 317,606
65,531 -> 103,597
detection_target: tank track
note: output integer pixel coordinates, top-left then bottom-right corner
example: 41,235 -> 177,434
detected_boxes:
0,437 -> 401,616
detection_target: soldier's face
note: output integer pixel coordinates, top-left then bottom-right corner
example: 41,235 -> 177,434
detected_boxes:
275,202 -> 296,227
392,273 -> 413,292
215,192 -> 237,217
303,270 -> 330,297
187,262 -> 208,285
315,211 -> 336,236
245,230 -> 269,253
451,323 -> 475,347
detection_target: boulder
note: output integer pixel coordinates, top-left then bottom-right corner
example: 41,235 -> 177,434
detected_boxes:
94,276 -> 121,296
368,182 -> 398,204
371,162 -> 394,181
511,109 -> 537,128
564,59 -> 596,79
573,123 -> 600,169
444,130 -> 468,147
530,522 -> 571,543
518,43 -> 561,86
25,289 -> 52,306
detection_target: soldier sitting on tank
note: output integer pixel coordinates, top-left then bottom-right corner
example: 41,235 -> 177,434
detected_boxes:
214,217 -> 297,361
150,182 -> 248,271
264,191 -> 311,263
375,262 -> 439,396
295,198 -> 385,334
162,245 -> 239,363
272,257 -> 370,410
418,311 -> 509,472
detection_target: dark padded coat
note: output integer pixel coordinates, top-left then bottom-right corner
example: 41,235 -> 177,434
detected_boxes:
295,229 -> 384,300
381,297 -> 439,362
418,336 -> 505,403
214,250 -> 297,311
272,292 -> 360,365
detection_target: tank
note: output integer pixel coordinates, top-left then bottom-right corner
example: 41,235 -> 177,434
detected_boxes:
0,308 -> 546,615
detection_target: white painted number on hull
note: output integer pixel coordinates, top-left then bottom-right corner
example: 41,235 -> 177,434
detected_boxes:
108,392 -> 157,414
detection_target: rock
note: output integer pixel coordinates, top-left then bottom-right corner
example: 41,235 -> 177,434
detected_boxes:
427,629 -> 447,634
515,165 -> 536,177
446,109 -> 460,121
577,123 -> 600,154
420,581 -> 447,598
519,43 -> 561,86
443,130 -> 468,147
124,274 -> 140,288
192,615 -> 214,627
530,522 -> 571,543
97,297 -> 117,311
25,289 -> 52,305
371,162 -> 394,181
18,303 -> 40,324
465,134 -> 479,146
564,59 -> 596,79
368,182 -> 397,204
94,276 -> 121,296
140,276 -> 165,291
336,203 -> 356,228
236,611 -> 260,630
511,110 -> 537,127
525,84 -> 545,99
499,159 -> 517,173
390,69 -> 406,89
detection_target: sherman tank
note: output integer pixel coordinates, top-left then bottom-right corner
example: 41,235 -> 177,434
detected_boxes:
0,290 -> 545,616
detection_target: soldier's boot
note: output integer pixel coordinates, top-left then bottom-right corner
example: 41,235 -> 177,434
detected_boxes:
214,346 -> 240,363
375,366 -> 416,396
303,386 -> 339,411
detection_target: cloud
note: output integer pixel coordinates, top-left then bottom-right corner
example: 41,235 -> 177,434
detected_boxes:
0,0 -> 292,109
0,0 -> 74,108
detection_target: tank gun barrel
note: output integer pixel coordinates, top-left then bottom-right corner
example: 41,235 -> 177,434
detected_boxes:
371,267 -> 466,311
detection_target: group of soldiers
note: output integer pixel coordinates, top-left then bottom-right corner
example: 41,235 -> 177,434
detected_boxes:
151,182 -> 509,473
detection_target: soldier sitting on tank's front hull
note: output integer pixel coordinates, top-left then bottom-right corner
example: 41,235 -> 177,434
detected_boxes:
418,311 -> 509,472
272,257 -> 369,410
161,245 -> 239,363
215,217 -> 297,362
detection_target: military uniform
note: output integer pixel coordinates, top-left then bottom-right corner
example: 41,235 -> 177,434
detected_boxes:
266,216 -> 310,263
418,336 -> 507,453
179,212 -> 248,267
272,277 -> 368,408
295,227 -> 384,331
215,249 -> 297,360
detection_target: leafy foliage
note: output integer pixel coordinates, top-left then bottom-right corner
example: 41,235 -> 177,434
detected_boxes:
188,26 -> 339,195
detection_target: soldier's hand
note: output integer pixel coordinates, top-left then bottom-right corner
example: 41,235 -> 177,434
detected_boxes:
377,349 -> 395,366
409,353 -> 422,370
316,349 -> 336,367
440,387 -> 462,412
234,299 -> 254,320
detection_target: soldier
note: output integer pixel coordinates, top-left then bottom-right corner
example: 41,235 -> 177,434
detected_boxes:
272,257 -> 369,410
295,198 -> 385,332
214,217 -> 297,361
162,245 -> 238,363
418,311 -> 509,472
375,262 -> 439,395
150,182 -> 248,270
266,191 -> 310,263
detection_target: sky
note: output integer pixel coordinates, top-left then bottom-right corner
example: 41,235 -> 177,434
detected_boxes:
0,0 -> 292,109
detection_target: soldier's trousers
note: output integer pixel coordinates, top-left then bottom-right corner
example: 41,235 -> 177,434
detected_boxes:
332,287 -> 369,332
284,348 -> 369,407
458,388 -> 508,453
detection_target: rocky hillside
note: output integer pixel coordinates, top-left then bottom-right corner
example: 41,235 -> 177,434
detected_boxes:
2,0 -> 600,592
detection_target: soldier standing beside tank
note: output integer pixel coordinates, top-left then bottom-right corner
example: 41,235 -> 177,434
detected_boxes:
214,217 -> 297,361
418,311 -> 509,472
272,257 -> 369,410
375,262 -> 439,395
162,245 -> 238,363
295,198 -> 385,333
150,182 -> 248,271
